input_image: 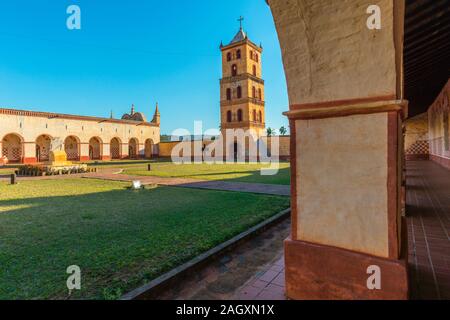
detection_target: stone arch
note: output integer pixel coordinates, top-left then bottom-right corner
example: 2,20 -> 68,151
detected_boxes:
65,136 -> 80,161
35,134 -> 52,162
89,137 -> 103,160
145,139 -> 154,159
1,133 -> 24,163
110,137 -> 122,160
129,138 -> 139,159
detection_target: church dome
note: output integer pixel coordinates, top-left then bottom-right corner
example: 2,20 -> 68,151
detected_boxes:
131,112 -> 147,122
121,104 -> 147,122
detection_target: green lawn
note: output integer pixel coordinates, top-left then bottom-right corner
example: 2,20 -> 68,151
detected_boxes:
0,179 -> 289,300
0,167 -> 18,175
122,162 -> 291,185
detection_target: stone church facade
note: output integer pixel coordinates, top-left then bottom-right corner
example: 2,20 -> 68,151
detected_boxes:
0,104 -> 160,164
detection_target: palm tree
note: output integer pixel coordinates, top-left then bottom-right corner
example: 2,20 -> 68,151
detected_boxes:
279,126 -> 287,136
266,127 -> 275,137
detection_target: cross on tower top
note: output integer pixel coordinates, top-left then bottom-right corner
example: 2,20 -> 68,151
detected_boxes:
238,16 -> 244,29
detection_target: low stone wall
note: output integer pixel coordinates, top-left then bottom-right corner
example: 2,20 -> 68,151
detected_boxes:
261,136 -> 290,160
159,136 -> 291,161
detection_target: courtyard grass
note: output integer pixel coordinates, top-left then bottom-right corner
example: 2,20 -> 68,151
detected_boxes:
122,162 -> 291,185
0,179 -> 289,300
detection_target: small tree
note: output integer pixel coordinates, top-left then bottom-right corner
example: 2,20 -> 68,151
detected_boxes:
266,127 -> 275,137
279,126 -> 287,136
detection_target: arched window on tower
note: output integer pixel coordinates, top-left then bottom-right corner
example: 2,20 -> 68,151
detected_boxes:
259,111 -> 263,123
252,86 -> 256,98
227,52 -> 232,61
226,88 -> 232,101
253,110 -> 257,122
253,65 -> 257,77
255,53 -> 259,62
237,86 -> 242,99
250,50 -> 254,60
236,49 -> 241,59
258,88 -> 262,100
231,64 -> 238,77
227,111 -> 232,123
237,109 -> 243,122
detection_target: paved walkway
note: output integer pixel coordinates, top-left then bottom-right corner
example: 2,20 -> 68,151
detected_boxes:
156,218 -> 290,300
85,172 -> 291,196
235,160 -> 450,300
406,161 -> 450,300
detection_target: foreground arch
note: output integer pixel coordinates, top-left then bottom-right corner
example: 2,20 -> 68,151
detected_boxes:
268,0 -> 408,299
1,133 -> 23,163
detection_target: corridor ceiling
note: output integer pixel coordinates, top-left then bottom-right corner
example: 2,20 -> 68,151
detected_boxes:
404,0 -> 450,117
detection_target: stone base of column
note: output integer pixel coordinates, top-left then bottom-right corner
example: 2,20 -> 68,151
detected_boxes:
285,219 -> 409,300
80,156 -> 90,162
101,156 -> 111,161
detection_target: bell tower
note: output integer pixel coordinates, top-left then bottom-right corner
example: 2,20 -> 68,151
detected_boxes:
220,18 -> 265,138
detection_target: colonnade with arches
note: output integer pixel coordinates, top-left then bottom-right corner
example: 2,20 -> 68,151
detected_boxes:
1,133 -> 156,163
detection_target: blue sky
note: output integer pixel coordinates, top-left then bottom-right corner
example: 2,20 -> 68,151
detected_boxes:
0,0 -> 289,135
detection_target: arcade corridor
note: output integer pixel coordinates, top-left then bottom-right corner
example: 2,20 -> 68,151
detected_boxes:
237,160 -> 450,300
